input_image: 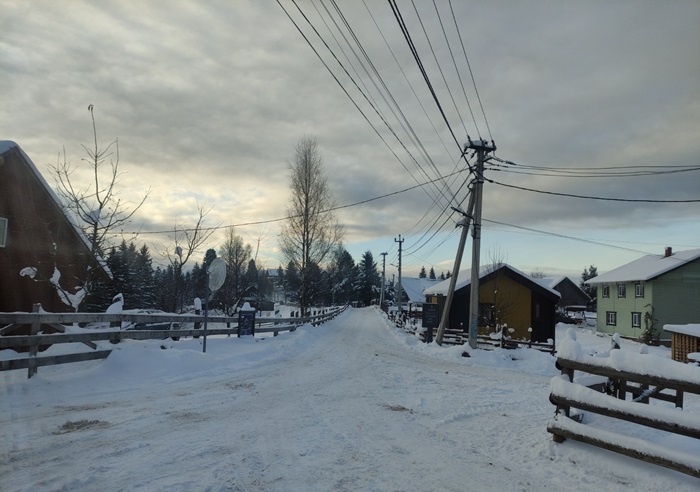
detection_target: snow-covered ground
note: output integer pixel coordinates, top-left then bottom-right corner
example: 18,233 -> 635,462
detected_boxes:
1,307 -> 698,491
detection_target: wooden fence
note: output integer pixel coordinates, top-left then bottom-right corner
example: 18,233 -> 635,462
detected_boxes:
547,347 -> 700,478
0,305 -> 347,378
388,311 -> 554,353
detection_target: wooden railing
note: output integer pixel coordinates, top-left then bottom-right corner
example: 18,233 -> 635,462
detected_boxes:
0,305 -> 347,378
547,339 -> 700,478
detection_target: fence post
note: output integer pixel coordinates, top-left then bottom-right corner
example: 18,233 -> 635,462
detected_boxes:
28,303 -> 41,378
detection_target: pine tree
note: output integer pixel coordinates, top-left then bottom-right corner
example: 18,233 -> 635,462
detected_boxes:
284,261 -> 301,304
429,267 -> 436,280
327,248 -> 357,305
357,251 -> 380,306
419,266 -> 427,279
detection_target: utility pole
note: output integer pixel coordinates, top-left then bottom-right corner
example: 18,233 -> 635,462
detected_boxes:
435,189 -> 476,345
395,235 -> 404,316
467,138 -> 496,349
379,252 -> 388,310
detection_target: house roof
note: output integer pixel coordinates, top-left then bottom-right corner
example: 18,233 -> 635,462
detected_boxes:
542,275 -> 590,300
585,248 -> 700,284
400,277 -> 441,304
423,263 -> 560,299
0,140 -> 111,278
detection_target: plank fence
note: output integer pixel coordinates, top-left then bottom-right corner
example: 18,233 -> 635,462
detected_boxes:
547,343 -> 700,478
388,310 -> 555,353
0,305 -> 347,378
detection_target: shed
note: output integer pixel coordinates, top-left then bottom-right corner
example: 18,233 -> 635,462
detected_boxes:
664,324 -> 700,363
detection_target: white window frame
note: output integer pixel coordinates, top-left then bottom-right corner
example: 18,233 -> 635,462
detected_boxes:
632,312 -> 641,328
0,217 -> 7,248
602,285 -> 610,298
617,283 -> 626,298
635,282 -> 644,298
606,311 -> 617,326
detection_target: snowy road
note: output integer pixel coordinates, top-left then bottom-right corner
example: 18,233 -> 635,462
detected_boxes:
2,307 -> 697,491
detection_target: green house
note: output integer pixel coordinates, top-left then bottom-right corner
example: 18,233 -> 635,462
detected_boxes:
585,247 -> 700,341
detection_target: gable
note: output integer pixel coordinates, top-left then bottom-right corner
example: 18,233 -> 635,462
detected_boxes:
424,263 -> 560,302
0,142 -> 111,311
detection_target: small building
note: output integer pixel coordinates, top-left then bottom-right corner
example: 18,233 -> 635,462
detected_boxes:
0,141 -> 110,313
585,247 -> 700,341
399,277 -> 441,312
664,323 -> 700,363
423,264 -> 560,342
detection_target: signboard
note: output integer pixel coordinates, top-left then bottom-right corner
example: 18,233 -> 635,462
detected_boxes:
237,303 -> 256,337
422,303 -> 440,329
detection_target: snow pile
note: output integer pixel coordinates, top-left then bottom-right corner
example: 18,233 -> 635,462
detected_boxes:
1,307 -> 698,491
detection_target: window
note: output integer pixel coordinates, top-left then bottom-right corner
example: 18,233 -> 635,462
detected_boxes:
635,282 -> 644,298
0,217 -> 7,247
632,312 -> 641,328
602,285 -> 610,298
606,311 -> 617,326
478,303 -> 495,325
617,283 -> 626,298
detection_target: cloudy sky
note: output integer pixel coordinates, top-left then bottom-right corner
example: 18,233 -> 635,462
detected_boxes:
2,0 -> 699,281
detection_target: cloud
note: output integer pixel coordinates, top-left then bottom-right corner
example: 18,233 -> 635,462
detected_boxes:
1,0 -> 698,277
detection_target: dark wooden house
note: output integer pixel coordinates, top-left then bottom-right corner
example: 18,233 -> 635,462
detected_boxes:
543,276 -> 590,310
423,264 -> 560,342
0,141 -> 110,313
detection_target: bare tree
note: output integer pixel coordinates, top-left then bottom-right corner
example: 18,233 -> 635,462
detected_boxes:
279,137 -> 343,315
49,105 -> 149,306
162,203 -> 217,312
219,227 -> 252,312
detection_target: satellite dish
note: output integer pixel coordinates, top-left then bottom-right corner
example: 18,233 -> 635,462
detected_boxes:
208,258 -> 227,292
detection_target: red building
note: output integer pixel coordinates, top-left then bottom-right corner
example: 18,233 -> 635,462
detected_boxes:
0,141 -> 110,313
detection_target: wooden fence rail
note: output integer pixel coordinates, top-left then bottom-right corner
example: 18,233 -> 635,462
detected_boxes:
0,305 -> 347,378
547,346 -> 700,478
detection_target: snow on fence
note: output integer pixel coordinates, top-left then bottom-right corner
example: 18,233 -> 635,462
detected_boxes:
547,331 -> 700,478
0,304 -> 348,378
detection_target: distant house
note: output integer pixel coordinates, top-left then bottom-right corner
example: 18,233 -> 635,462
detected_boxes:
0,141 -> 110,313
585,247 -> 700,341
542,276 -> 590,310
423,264 -> 560,342
399,277 -> 441,309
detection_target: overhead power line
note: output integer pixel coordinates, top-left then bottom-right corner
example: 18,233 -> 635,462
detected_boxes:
118,165 -> 473,236
488,179 -> 700,203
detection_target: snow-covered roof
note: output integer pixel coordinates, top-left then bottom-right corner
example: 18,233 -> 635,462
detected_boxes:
664,324 -> 700,337
423,263 -> 560,299
0,140 -> 112,278
585,249 -> 700,284
400,277 -> 441,303
541,276 -> 567,289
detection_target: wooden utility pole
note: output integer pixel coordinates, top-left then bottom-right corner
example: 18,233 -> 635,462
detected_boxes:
435,190 -> 476,345
395,235 -> 404,316
467,138 -> 496,349
379,252 -> 388,309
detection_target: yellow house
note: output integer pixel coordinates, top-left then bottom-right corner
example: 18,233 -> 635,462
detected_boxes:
423,264 -> 560,342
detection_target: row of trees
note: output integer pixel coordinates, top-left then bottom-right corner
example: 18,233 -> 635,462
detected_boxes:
83,237 -> 383,314
84,235 -> 275,314
418,266 -> 451,280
